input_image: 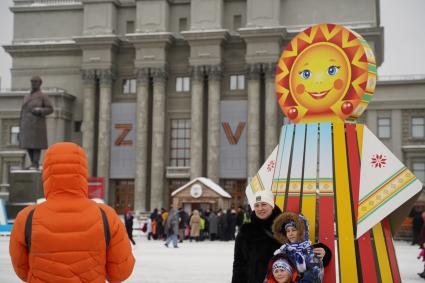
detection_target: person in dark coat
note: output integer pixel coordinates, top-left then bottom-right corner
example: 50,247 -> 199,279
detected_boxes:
124,208 -> 136,245
410,206 -> 424,246
218,209 -> 228,241
232,190 -> 282,283
19,75 -> 53,169
178,208 -> 188,242
418,211 -> 425,278
164,209 -> 180,248
236,206 -> 245,234
208,211 -> 219,241
227,209 -> 237,240
150,208 -> 159,239
156,208 -> 166,240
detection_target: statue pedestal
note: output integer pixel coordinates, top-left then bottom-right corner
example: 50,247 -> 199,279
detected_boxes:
6,170 -> 44,219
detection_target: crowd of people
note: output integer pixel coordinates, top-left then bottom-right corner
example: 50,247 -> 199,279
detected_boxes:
136,206 -> 252,247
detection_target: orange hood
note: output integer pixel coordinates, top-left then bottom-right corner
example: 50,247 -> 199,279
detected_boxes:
42,142 -> 88,199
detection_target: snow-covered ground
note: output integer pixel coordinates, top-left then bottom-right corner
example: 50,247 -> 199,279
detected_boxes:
0,236 -> 423,282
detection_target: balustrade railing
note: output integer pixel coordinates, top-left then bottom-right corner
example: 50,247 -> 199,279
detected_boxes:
31,0 -> 81,6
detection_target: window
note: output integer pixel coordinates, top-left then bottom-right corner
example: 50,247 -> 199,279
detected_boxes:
413,162 -> 425,183
170,119 -> 191,167
176,77 -> 190,92
126,21 -> 135,34
230,75 -> 245,90
412,117 -> 425,138
74,121 -> 82,132
233,15 -> 242,30
10,126 -> 19,145
378,117 -> 391,138
123,79 -> 136,94
179,18 -> 187,32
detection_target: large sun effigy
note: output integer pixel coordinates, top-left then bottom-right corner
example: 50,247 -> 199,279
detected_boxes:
246,24 -> 423,283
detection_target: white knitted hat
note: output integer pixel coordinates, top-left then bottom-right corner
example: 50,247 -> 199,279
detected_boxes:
254,190 -> 275,208
272,259 -> 293,276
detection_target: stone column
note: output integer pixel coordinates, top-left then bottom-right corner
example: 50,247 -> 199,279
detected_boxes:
150,67 -> 167,210
190,66 -> 204,179
264,62 -> 279,157
135,68 -> 150,211
392,109 -> 403,160
206,65 -> 222,183
97,69 -> 113,202
246,63 -> 262,178
81,69 -> 97,176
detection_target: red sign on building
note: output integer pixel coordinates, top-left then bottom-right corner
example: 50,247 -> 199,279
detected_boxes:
88,177 -> 104,199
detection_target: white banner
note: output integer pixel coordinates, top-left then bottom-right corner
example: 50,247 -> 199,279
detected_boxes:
110,103 -> 136,179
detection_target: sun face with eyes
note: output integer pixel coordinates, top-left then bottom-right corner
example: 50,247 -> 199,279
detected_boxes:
290,42 -> 351,113
276,24 -> 376,123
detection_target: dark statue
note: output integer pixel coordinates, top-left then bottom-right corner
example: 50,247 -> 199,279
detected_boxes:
19,75 -> 53,170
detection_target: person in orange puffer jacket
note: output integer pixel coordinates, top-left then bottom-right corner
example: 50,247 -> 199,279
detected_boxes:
9,142 -> 135,282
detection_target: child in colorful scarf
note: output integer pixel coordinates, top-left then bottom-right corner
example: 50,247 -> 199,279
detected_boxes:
271,212 -> 331,283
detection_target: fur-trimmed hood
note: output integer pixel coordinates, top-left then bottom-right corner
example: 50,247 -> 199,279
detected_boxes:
272,212 -> 309,244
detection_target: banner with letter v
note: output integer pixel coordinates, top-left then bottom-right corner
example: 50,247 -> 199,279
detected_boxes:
220,101 -> 247,179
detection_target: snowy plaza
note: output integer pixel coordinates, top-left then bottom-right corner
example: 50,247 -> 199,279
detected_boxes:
0,236 -> 424,283
0,0 -> 425,282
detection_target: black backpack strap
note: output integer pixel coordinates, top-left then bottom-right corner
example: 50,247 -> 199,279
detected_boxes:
25,208 -> 36,252
24,207 -> 110,251
99,207 -> 110,249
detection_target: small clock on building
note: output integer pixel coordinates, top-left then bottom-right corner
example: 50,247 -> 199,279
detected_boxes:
190,184 -> 203,198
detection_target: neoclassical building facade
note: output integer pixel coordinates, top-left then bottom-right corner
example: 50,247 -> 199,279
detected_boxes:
4,0 -> 418,214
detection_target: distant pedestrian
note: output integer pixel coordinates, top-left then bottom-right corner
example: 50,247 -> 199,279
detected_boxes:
227,209 -> 237,240
190,209 -> 201,241
178,208 -> 188,242
147,217 -> 153,240
218,209 -> 228,241
156,209 -> 166,240
164,209 -> 179,248
150,208 -> 159,220
411,206 -> 424,246
236,206 -> 245,234
209,211 -> 219,241
204,209 -> 210,240
124,207 -> 136,245
200,213 -> 206,241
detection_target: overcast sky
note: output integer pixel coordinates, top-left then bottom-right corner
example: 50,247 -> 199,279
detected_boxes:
0,0 -> 424,89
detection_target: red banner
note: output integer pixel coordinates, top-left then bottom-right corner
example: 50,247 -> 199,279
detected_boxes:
88,177 -> 104,199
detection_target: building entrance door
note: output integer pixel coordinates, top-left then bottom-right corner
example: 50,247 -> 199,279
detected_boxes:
113,180 -> 134,214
